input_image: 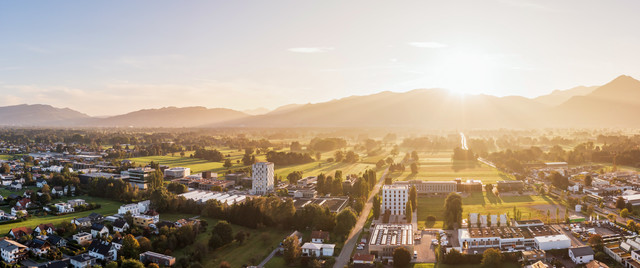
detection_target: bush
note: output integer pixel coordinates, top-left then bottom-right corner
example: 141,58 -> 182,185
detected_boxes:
426,215 -> 436,222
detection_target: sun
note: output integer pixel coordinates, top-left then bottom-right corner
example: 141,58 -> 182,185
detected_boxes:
433,50 -> 502,95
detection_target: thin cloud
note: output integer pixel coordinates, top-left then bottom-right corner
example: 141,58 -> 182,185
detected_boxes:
408,42 -> 447,48
288,47 -> 334,53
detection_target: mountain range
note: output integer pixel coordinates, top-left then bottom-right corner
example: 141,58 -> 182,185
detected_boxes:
1,75 -> 639,129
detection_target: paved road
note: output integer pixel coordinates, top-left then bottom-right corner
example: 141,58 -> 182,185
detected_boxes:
333,167 -> 389,268
258,248 -> 278,267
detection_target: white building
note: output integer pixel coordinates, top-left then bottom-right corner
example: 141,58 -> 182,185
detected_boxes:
0,239 -> 27,263
117,201 -> 150,216
73,232 -> 92,246
55,203 -> 74,213
382,184 -> 409,215
535,235 -> 572,250
164,167 -> 191,179
301,242 -> 335,257
569,246 -> 594,264
251,162 -> 274,195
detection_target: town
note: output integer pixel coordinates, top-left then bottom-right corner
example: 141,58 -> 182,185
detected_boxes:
0,129 -> 634,268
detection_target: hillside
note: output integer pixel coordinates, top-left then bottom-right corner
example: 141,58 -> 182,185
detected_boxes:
92,106 -> 248,128
0,104 -> 90,126
533,85 -> 598,106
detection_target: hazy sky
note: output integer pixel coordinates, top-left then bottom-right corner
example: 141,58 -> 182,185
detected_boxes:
2,0 -> 640,116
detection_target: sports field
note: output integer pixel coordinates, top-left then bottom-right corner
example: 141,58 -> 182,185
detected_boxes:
416,192 -> 563,229
389,151 -> 514,184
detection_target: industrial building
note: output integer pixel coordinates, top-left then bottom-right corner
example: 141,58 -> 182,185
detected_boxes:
368,224 -> 414,258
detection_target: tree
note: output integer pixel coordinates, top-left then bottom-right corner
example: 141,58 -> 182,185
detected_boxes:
608,213 -> 617,224
120,259 -> 145,268
283,235 -> 301,265
105,262 -> 118,268
147,264 -> 159,268
235,231 -> 246,245
485,184 -> 494,194
392,247 -> 411,267
334,151 -> 344,162
210,221 -> 233,249
616,197 -> 627,210
409,186 -> 417,211
373,195 -> 381,219
410,162 -> 418,174
481,248 -> 503,267
443,193 -> 463,229
137,237 -> 152,252
287,171 -> 303,185
223,159 -> 232,169
121,234 -> 140,259
335,208 -> 357,239
585,175 -> 593,186
405,201 -> 413,223
621,208 -> 630,218
219,262 -> 231,268
588,234 -> 604,251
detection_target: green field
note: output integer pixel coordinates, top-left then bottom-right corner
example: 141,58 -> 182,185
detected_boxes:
0,195 -> 123,234
417,192 -> 562,229
389,151 -> 513,184
128,151 -> 377,179
414,263 -> 520,268
167,213 -> 289,267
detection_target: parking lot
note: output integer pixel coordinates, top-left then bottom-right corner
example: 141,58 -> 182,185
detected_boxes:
414,230 -> 437,263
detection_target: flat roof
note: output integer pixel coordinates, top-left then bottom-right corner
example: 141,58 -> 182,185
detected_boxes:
370,224 -> 413,246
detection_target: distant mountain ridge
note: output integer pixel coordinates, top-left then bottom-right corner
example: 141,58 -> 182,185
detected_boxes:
2,75 -> 640,128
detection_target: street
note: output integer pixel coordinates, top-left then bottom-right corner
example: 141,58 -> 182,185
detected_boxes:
333,167 -> 389,268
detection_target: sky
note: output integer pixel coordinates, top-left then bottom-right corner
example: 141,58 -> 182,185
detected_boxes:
1,0 -> 640,116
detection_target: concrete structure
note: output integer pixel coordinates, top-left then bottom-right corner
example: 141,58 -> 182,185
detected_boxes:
393,180 -> 457,194
458,225 -> 571,251
251,162 -> 274,195
164,167 -> 190,179
70,253 -> 97,268
497,180 -> 525,192
382,184 -> 409,215
133,215 -> 155,228
368,224 -> 414,258
124,167 -> 155,189
73,232 -> 92,246
179,190 -> 247,205
140,251 -> 176,266
569,246 -> 595,264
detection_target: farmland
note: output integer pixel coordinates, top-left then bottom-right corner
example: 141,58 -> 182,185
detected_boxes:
389,151 -> 514,184
416,192 -> 564,229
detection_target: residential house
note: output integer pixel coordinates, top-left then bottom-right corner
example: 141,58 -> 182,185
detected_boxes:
144,210 -> 160,223
68,199 -> 86,207
570,246 -> 595,264
113,219 -> 130,233
118,203 -> 140,215
37,259 -> 71,268
8,227 -> 33,239
27,238 -> 51,256
90,223 -> 109,238
133,215 -> 155,228
34,223 -> 56,235
139,251 -> 176,266
16,198 -> 31,209
36,179 -> 47,188
51,186 -> 65,197
586,260 -> 609,268
55,203 -> 74,213
9,182 -> 22,191
72,232 -> 92,246
0,239 -> 27,263
311,230 -> 330,244
46,235 -> 67,248
111,236 -> 123,251
87,213 -> 104,223
301,242 -> 335,257
71,217 -> 92,227
87,240 -> 117,261
11,207 -> 27,217
70,253 -> 97,268
353,253 -> 375,264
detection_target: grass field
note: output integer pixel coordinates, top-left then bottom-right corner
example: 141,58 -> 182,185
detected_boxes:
167,213 -> 289,267
416,192 -> 562,229
0,195 -> 122,234
414,263 -> 520,268
389,151 -> 513,184
128,150 -> 377,179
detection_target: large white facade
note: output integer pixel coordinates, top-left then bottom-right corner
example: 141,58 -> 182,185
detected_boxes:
251,162 -> 274,195
164,167 -> 191,179
382,185 -> 409,215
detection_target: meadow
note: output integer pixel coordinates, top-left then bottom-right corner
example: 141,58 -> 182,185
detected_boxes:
388,151 -> 514,184
164,213 -> 290,267
416,192 -> 563,229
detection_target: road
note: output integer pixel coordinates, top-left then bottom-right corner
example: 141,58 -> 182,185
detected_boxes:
258,248 -> 278,267
333,167 -> 389,268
